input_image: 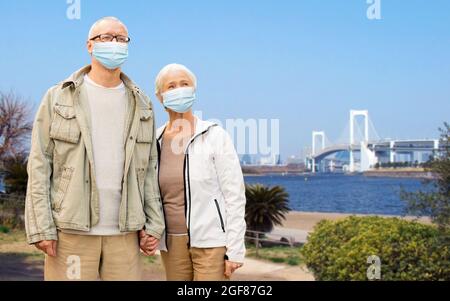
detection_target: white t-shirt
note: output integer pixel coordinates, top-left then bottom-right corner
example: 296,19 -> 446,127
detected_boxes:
83,74 -> 128,236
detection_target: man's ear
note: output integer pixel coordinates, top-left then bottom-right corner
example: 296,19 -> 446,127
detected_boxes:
87,40 -> 94,54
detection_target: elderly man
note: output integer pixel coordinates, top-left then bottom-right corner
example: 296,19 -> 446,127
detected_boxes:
25,16 -> 164,281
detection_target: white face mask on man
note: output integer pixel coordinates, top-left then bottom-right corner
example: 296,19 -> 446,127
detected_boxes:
92,42 -> 129,70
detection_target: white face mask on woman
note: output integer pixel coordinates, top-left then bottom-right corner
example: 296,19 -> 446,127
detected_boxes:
162,87 -> 196,113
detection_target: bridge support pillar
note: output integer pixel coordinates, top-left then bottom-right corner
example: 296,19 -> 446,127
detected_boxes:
433,139 -> 440,159
349,110 -> 369,173
329,160 -> 335,172
349,148 -> 355,173
312,131 -> 325,173
360,141 -> 378,171
389,141 -> 396,163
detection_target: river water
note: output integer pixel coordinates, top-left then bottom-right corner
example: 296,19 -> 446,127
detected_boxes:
244,174 -> 426,216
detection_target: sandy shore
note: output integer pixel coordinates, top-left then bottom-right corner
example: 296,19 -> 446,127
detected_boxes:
282,211 -> 432,232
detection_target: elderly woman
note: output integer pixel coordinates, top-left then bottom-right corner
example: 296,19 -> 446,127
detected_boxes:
151,63 -> 246,281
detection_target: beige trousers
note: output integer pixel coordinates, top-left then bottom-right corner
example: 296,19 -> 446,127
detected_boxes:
44,231 -> 142,281
160,235 -> 228,281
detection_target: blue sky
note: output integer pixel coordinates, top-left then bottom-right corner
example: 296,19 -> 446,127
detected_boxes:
0,0 -> 449,159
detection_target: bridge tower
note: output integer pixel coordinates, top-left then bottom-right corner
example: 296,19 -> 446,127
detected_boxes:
389,141 -> 396,163
349,110 -> 369,172
312,131 -> 325,173
433,139 -> 440,160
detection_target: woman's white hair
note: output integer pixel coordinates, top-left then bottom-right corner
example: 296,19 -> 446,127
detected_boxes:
88,16 -> 128,39
155,64 -> 197,95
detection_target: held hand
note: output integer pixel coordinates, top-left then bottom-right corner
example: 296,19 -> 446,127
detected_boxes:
224,260 -> 243,278
35,240 -> 57,257
139,230 -> 160,256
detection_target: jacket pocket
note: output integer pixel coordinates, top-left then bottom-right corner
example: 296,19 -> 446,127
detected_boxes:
214,199 -> 226,233
53,166 -> 75,212
136,109 -> 153,143
50,105 -> 81,144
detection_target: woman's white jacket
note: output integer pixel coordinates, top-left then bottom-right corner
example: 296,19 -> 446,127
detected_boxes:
157,117 -> 246,263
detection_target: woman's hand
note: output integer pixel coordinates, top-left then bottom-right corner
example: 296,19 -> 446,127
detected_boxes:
224,260 -> 244,277
139,230 -> 160,256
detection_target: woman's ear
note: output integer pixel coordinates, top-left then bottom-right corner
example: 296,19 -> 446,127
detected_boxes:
156,93 -> 163,104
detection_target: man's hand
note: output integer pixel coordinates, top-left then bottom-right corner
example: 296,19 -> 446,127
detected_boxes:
225,260 -> 243,278
35,240 -> 57,257
139,230 -> 160,256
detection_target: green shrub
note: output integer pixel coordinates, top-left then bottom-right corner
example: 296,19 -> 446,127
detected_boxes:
287,257 -> 300,266
0,194 -> 25,229
0,225 -> 10,233
302,216 -> 450,281
269,257 -> 285,264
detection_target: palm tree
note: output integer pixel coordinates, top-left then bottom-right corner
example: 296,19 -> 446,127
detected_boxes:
245,184 -> 291,234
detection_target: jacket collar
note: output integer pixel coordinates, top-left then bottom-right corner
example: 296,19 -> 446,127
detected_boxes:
156,116 -> 217,142
61,65 -> 141,94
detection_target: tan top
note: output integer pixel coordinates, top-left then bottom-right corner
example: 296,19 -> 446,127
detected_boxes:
159,135 -> 190,235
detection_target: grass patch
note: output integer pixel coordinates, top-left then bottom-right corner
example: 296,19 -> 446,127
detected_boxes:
145,255 -> 157,264
287,257 -> 301,266
246,244 -> 303,266
269,257 -> 285,264
0,229 -> 26,244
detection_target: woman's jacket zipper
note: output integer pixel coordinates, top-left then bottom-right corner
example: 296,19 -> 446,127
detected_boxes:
214,199 -> 226,233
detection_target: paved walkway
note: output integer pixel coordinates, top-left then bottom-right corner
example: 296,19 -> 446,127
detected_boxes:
234,257 -> 315,281
156,249 -> 314,281
268,227 -> 311,244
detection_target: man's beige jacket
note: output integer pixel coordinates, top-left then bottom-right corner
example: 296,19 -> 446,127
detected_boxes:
25,66 -> 165,244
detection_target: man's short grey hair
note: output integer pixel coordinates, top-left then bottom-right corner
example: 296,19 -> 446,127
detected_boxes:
155,64 -> 198,95
88,16 -> 128,39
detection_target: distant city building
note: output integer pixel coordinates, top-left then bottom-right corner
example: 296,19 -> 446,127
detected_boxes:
287,155 -> 303,165
240,154 -> 283,166
240,154 -> 253,165
421,152 -> 432,163
259,154 -> 281,166
276,154 -> 282,165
